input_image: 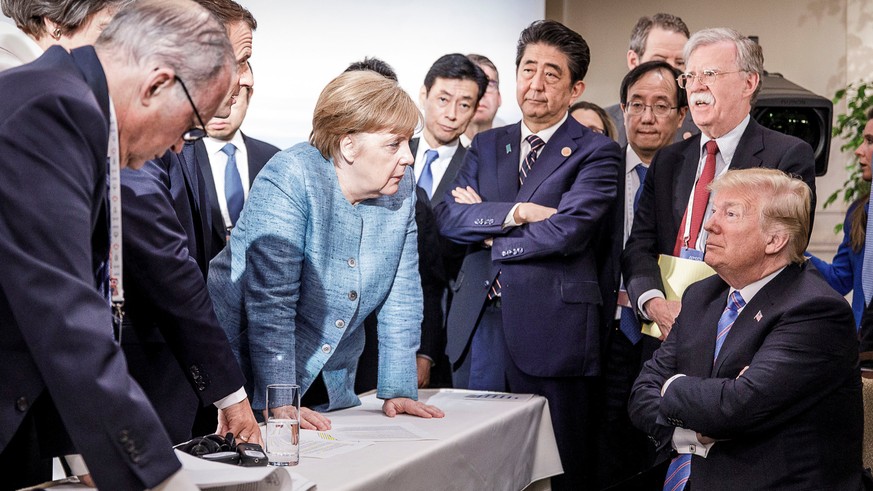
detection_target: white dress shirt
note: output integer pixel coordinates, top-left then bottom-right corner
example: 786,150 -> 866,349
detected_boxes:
412,135 -> 459,197
204,133 -> 250,229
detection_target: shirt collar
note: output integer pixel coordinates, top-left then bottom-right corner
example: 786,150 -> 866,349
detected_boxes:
699,114 -> 751,166
625,145 -> 646,173
204,132 -> 245,156
521,112 -> 568,145
731,265 -> 785,307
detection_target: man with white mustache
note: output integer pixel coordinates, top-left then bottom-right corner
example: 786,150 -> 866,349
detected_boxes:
622,27 -> 816,342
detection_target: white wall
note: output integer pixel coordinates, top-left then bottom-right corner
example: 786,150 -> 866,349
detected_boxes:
241,0 -> 544,149
2,1 -> 544,149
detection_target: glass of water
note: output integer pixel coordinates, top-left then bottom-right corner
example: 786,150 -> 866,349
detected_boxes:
265,384 -> 301,466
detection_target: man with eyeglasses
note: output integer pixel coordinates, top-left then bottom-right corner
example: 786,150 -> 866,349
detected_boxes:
597,59 -> 688,489
0,1 -> 245,488
461,53 -> 503,146
622,27 -> 815,370
118,0 -> 262,449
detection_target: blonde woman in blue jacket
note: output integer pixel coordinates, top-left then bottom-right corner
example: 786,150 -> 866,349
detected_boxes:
208,70 -> 444,429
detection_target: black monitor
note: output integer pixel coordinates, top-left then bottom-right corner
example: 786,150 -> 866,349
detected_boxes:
752,73 -> 832,176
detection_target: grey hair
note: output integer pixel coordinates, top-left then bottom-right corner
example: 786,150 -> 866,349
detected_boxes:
94,0 -> 234,96
684,27 -> 764,99
1,0 -> 134,38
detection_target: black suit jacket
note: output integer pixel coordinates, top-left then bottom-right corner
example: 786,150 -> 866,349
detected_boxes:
0,46 -> 179,488
629,263 -> 863,490
120,144 -> 246,442
622,118 -> 817,316
198,134 -> 280,260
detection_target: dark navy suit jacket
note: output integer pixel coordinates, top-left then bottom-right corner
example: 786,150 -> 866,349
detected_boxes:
435,116 -> 621,377
0,46 -> 179,488
120,143 -> 245,442
629,263 -> 863,490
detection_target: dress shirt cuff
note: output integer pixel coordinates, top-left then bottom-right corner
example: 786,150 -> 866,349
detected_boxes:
416,353 -> 435,366
638,289 -> 666,320
503,203 -> 522,228
64,454 -> 89,476
214,387 -> 248,410
149,468 -> 198,491
672,427 -> 715,457
661,373 -> 686,397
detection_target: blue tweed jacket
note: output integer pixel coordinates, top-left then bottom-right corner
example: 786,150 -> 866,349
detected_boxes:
208,142 -> 422,411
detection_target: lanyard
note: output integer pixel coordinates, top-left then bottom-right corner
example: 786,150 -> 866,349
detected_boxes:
107,102 -> 124,333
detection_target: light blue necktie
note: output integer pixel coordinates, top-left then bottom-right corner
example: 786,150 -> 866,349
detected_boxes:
663,290 -> 745,491
619,164 -> 649,345
862,190 -> 873,305
418,149 -> 438,199
222,143 -> 244,226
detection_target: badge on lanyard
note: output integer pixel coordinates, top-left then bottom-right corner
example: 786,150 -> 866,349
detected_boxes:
679,246 -> 704,261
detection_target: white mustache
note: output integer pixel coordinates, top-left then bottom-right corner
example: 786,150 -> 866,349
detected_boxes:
689,92 -> 714,105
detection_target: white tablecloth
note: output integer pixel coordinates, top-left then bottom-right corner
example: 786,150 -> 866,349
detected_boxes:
284,389 -> 563,491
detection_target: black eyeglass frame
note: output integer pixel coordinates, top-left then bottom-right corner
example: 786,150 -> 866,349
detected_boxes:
175,75 -> 208,141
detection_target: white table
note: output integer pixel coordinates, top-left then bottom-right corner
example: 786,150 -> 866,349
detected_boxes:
283,388 -> 563,491
50,389 -> 563,490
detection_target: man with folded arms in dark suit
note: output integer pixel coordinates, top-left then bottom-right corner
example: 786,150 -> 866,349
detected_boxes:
435,20 -> 620,490
0,1 -> 236,488
629,168 -> 863,490
622,27 -> 816,341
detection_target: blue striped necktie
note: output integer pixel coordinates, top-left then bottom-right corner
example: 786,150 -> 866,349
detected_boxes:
519,134 -> 544,185
663,290 -> 745,491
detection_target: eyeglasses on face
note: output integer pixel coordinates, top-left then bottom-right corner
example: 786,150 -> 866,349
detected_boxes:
676,69 -> 744,89
623,101 -> 678,117
486,78 -> 499,93
174,75 -> 207,141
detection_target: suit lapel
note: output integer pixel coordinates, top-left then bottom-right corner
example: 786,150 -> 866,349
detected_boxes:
432,144 -> 466,206
496,124 -> 522,201
672,135 -> 702,229
712,264 -> 801,375
729,119 -> 765,170
516,118 -> 576,202
198,141 -> 225,244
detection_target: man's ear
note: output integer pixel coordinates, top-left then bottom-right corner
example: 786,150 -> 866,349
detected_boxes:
140,68 -> 176,107
764,229 -> 790,256
570,80 -> 585,101
627,49 -> 639,70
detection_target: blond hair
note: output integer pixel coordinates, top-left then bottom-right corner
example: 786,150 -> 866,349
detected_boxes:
709,168 -> 810,264
310,70 -> 421,160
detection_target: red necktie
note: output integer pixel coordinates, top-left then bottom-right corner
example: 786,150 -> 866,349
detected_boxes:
673,140 -> 718,256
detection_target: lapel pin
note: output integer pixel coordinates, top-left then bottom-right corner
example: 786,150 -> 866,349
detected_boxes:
506,144 -> 512,154
561,147 -> 571,157
754,311 -> 763,322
